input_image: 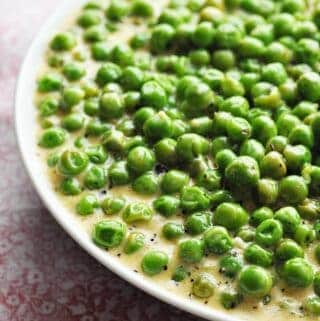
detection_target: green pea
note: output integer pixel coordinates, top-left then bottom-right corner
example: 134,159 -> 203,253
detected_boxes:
123,232 -> 145,254
192,272 -> 215,298
179,238 -> 204,263
288,125 -> 314,148
60,177 -> 82,195
162,222 -> 185,240
244,243 -> 273,267
204,226 -> 234,255
130,32 -> 150,49
92,220 -> 126,248
141,81 -> 167,109
275,239 -> 304,261
131,0 -> 154,17
294,224 -> 316,247
257,178 -> 279,205
255,219 -> 283,247
226,117 -> 252,142
220,290 -> 243,310
261,62 -> 287,85
106,0 -> 129,20
96,63 -> 122,86
219,254 -> 243,278
101,197 -> 126,215
76,194 -> 99,215
192,22 -> 215,48
153,138 -> 177,166
225,156 -> 260,188
122,202 -> 153,223
99,92 -> 125,120
189,49 -> 210,66
260,151 -> 287,180
237,226 -> 255,243
180,186 -> 210,213
153,195 -> 180,217
240,139 -> 265,163
251,207 -> 273,226
62,62 -> 86,81
161,170 -> 189,194
38,97 -> 59,117
143,111 -> 173,141
251,82 -> 282,110
61,113 -> 84,132
132,172 -> 158,195
283,145 -> 311,173
150,23 -> 175,53
220,96 -> 249,118
86,119 -> 111,136
85,145 -> 108,164
238,265 -> 272,297
196,169 -> 221,191
215,149 -> 237,171
39,127 -> 66,148
189,117 -> 213,136
297,198 -> 320,220
265,135 -> 288,153
220,75 -> 245,97
276,113 -> 301,136
84,25 -> 106,42
282,257 -> 314,288
58,150 -> 89,176
214,202 -> 248,231
102,130 -> 126,154
121,66 -> 144,90
127,146 -> 155,175
264,41 -> 292,64
279,79 -> 298,104
185,211 -> 211,235
274,207 -> 301,235
176,133 -> 210,162
279,175 -> 308,204
215,23 -> 243,49
84,166 -> 106,190
141,250 -> 169,276
38,73 -> 62,92
91,42 -> 111,61
50,32 -> 76,51
297,72 -> 320,102
304,296 -> 320,316
211,136 -> 232,156
108,161 -> 130,186
61,87 -> 85,110
172,266 -> 189,282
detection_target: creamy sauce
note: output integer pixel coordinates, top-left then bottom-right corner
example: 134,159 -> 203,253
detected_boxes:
35,1 -> 320,320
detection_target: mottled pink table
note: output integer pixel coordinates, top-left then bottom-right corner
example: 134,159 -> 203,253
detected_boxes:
0,1 -> 202,320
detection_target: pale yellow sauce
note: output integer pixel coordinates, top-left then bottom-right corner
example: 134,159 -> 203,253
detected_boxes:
35,1 -> 320,320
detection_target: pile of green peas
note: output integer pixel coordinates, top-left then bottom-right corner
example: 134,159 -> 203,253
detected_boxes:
37,0 -> 320,315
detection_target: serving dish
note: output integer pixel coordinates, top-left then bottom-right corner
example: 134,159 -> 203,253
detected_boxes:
14,1 -> 237,320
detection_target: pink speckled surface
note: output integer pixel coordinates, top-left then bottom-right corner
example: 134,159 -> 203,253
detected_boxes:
0,1 -> 202,320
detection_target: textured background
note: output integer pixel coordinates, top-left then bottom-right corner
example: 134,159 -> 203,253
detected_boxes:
0,0 -> 202,320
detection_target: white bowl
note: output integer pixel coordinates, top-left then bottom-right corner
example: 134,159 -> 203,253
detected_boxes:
15,1 -> 239,320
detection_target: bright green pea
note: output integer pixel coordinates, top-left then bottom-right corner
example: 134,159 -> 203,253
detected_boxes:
92,220 -> 126,248
84,25 -> 106,42
131,0 -> 154,17
38,97 -> 59,117
61,87 -> 85,110
108,161 -> 130,186
238,265 -> 272,297
240,139 -> 265,163
176,133 -> 209,162
141,250 -> 168,276
76,194 -> 99,215
274,207 -> 301,235
265,135 -> 288,153
96,63 -> 122,86
150,24 -> 175,53
153,195 -> 180,217
219,254 -> 243,278
60,177 -> 82,195
106,0 -> 129,20
294,224 -> 316,247
61,113 -> 84,132
161,170 -> 189,194
85,145 -> 108,164
196,169 -> 221,191
257,178 -> 279,205
214,202 -> 249,231
127,146 -> 155,175
255,219 -> 283,247
275,239 -> 304,261
297,72 -> 320,102
172,266 -> 189,282
84,166 -> 106,190
244,243 -> 273,267
162,222 -> 185,240
143,111 -> 173,141
39,127 -> 66,148
204,226 -> 233,254
192,272 -> 215,298
123,232 -> 145,254
178,238 -> 204,263
225,156 -> 260,189
251,207 -> 273,226
132,172 -> 158,195
185,211 -> 211,235
304,296 -> 320,316
226,117 -> 252,142
122,202 -> 153,223
141,81 -> 167,109
50,32 -> 76,51
279,175 -> 308,204
192,22 -> 215,48
211,136 -> 232,156
282,257 -> 314,288
180,186 -> 210,213
215,149 -> 237,171
260,151 -> 287,180
38,73 -> 62,92
220,96 -> 249,118
101,197 -> 125,215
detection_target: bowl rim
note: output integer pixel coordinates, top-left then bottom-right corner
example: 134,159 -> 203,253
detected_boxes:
14,1 -> 240,320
